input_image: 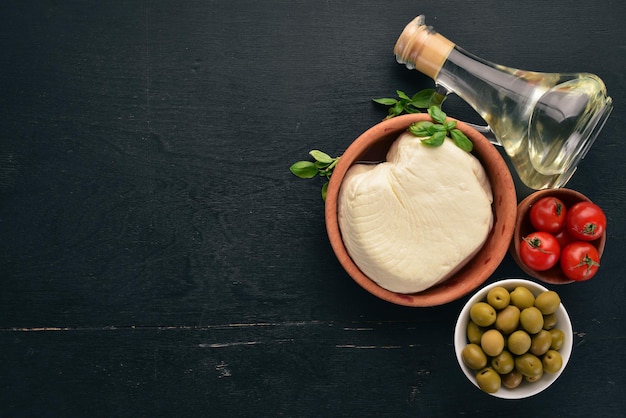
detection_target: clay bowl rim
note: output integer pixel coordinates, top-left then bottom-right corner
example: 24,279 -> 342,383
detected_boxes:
454,278 -> 573,399
510,188 -> 607,285
324,113 -> 517,307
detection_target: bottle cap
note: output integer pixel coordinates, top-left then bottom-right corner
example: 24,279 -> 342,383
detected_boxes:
394,15 -> 455,80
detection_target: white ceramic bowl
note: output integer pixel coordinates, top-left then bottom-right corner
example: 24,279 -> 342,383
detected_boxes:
454,278 -> 573,399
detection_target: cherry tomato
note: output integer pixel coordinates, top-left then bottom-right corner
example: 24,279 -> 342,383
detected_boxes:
519,231 -> 561,271
566,201 -> 606,241
529,197 -> 567,234
560,242 -> 601,281
554,228 -> 575,249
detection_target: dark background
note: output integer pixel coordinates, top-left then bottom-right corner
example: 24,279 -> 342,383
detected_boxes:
1,1 -> 624,416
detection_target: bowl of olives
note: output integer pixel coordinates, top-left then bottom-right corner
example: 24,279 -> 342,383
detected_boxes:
454,278 -> 573,399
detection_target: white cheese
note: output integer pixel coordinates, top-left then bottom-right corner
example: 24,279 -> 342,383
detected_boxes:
338,132 -> 493,294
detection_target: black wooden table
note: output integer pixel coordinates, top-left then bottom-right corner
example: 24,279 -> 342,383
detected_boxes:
1,1 -> 624,416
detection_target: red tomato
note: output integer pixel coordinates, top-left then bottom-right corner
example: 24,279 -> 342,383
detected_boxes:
519,232 -> 561,271
529,197 -> 567,234
566,202 -> 606,241
560,242 -> 601,281
554,228 -> 575,249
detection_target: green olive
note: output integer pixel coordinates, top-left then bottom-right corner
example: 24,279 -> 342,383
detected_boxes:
507,330 -> 531,355
491,350 -> 514,375
534,290 -> 561,315
495,305 -> 520,335
467,320 -> 484,345
543,313 -> 558,330
462,343 -> 488,370
542,350 -> 563,373
501,368 -> 523,389
515,353 -> 543,377
510,286 -> 535,310
470,302 -> 497,327
524,368 -> 544,383
487,286 -> 510,310
549,328 -> 565,351
529,329 -> 553,356
481,329 -> 505,357
520,307 -> 544,334
475,367 -> 501,393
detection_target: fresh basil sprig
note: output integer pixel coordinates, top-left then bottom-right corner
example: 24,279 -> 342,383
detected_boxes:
408,106 -> 473,152
290,89 -> 472,201
372,89 -> 445,119
289,150 -> 340,200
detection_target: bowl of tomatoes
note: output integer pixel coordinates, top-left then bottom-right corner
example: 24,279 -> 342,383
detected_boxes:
510,189 -> 607,284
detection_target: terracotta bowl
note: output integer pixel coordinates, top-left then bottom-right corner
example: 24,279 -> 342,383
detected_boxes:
454,278 -> 573,399
510,188 -> 606,284
324,114 -> 517,307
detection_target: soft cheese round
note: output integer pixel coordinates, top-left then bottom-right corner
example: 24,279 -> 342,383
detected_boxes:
338,132 -> 493,294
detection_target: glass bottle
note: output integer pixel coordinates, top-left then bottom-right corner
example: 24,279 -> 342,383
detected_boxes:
394,15 -> 613,190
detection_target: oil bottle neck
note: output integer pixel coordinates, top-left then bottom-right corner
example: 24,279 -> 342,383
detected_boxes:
394,15 -> 455,80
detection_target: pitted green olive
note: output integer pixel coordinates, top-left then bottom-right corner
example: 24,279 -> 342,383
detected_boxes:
510,286 -> 535,310
475,367 -> 501,393
549,329 -> 565,351
487,286 -> 510,310
495,304 -> 520,335
534,290 -> 560,315
542,350 -> 563,373
515,353 -> 543,377
470,302 -> 496,327
491,350 -> 514,375
543,313 -> 558,330
462,343 -> 487,370
520,307 -> 544,334
467,320 -> 484,345
524,368 -> 544,383
480,329 -> 505,357
501,369 -> 523,389
530,330 -> 552,356
507,330 -> 531,356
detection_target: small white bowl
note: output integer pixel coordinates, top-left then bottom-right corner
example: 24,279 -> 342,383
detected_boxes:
454,278 -> 573,399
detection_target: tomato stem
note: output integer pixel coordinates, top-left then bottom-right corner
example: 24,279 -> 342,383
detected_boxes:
575,253 -> 601,273
582,223 -> 598,236
523,236 -> 553,254
554,200 -> 563,216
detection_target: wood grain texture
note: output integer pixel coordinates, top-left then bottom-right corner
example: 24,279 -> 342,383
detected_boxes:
1,0 -> 625,416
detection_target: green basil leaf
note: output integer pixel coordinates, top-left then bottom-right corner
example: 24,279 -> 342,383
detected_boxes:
372,97 -> 398,105
396,90 -> 411,100
422,131 -> 446,147
428,105 -> 447,124
290,161 -> 319,178
408,121 -> 433,137
445,120 -> 457,130
309,150 -> 333,164
409,89 -> 436,108
427,123 -> 447,134
321,181 -> 329,201
314,160 -> 330,169
450,129 -> 474,152
392,102 -> 404,115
